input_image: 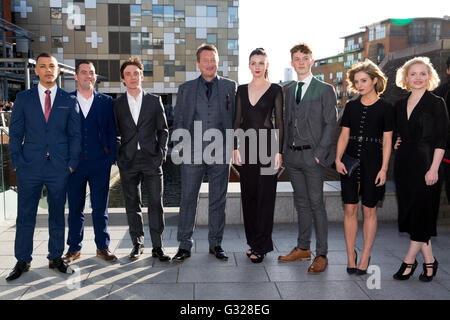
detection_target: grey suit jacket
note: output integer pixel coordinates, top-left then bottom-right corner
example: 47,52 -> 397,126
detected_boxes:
173,75 -> 237,132
283,77 -> 338,167
114,91 -> 169,168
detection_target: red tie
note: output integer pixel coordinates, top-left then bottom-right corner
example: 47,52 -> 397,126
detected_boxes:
44,89 -> 51,122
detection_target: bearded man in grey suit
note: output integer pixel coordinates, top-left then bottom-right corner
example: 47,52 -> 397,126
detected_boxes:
172,44 -> 236,261
278,43 -> 338,273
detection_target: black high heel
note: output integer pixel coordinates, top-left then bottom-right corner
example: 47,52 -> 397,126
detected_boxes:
355,256 -> 371,276
393,260 -> 418,280
250,252 -> 265,263
419,258 -> 438,282
346,250 -> 358,275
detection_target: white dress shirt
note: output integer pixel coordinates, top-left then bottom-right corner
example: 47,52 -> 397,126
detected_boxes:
38,83 -> 57,115
127,89 -> 143,149
77,91 -> 94,118
294,73 -> 314,101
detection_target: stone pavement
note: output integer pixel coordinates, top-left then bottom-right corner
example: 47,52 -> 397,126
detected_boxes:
0,212 -> 449,300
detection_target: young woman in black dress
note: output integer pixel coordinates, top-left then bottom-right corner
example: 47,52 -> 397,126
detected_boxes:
393,57 -> 448,282
335,60 -> 393,275
233,48 -> 283,263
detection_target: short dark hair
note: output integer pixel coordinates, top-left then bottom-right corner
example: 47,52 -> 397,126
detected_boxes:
35,52 -> 57,64
196,43 -> 218,62
76,60 -> 95,74
120,57 -> 144,79
290,43 -> 313,59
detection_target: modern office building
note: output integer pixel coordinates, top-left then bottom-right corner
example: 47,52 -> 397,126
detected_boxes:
10,0 -> 239,106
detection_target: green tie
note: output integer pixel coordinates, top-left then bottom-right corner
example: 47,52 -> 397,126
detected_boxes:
296,82 -> 305,104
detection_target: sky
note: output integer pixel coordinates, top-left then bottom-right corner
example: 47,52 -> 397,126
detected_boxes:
238,0 -> 447,84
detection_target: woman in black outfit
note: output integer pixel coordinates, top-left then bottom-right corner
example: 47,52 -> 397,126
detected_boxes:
233,48 -> 283,263
393,57 -> 448,282
335,60 -> 393,275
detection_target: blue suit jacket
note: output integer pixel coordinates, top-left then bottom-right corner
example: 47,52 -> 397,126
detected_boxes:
70,90 -> 117,164
9,86 -> 81,172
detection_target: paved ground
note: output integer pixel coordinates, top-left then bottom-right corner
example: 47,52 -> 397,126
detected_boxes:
0,212 -> 449,301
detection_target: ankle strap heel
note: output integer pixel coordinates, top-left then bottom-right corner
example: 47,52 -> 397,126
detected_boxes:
419,258 -> 438,282
393,260 -> 418,280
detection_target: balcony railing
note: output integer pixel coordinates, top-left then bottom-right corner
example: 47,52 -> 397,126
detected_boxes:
344,43 -> 362,52
344,61 -> 355,68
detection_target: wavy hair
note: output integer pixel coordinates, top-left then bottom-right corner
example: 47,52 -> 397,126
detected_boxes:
395,56 -> 440,91
347,60 -> 387,95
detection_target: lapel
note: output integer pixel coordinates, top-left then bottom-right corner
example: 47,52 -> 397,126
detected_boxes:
120,92 -> 138,128
30,86 -> 46,125
217,75 -> 224,110
47,87 -> 66,126
186,77 -> 201,127
136,91 -> 147,127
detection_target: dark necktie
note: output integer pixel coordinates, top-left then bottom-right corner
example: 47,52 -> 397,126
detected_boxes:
296,82 -> 305,104
44,89 -> 51,122
205,82 -> 213,100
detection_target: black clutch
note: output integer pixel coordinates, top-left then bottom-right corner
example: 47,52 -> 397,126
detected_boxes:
341,153 -> 360,177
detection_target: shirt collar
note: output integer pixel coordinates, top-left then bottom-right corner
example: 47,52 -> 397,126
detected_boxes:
298,73 -> 313,86
76,90 -> 94,101
38,83 -> 57,95
126,89 -> 143,102
200,75 -> 218,86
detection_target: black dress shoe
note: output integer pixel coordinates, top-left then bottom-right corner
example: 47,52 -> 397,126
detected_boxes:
49,258 -> 74,274
209,246 -> 228,261
152,247 -> 171,261
129,244 -> 144,261
172,249 -> 191,261
6,261 -> 30,282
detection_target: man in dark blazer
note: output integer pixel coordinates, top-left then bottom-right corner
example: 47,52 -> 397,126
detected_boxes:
64,61 -> 117,264
6,53 -> 81,281
172,44 -> 237,261
114,57 -> 170,261
278,43 -> 338,273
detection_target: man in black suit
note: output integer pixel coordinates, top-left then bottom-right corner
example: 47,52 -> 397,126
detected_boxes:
114,57 -> 170,261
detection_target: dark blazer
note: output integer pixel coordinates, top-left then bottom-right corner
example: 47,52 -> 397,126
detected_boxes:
283,77 -> 338,166
173,75 -> 237,132
114,90 -> 168,168
71,90 -> 116,163
9,85 -> 81,172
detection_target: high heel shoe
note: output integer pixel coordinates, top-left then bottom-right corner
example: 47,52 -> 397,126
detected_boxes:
346,250 -> 358,275
250,252 -> 265,263
355,256 -> 371,276
419,258 -> 438,282
393,260 -> 418,280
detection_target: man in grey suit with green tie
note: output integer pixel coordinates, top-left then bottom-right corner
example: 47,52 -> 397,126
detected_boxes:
278,43 -> 338,273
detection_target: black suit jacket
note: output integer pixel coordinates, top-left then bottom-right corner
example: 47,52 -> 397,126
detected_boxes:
113,91 -> 168,168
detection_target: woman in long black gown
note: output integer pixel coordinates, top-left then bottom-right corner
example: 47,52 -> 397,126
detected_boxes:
233,48 -> 283,263
393,57 -> 448,282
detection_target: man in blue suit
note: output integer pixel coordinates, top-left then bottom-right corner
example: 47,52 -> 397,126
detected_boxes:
6,53 -> 81,281
63,61 -> 118,263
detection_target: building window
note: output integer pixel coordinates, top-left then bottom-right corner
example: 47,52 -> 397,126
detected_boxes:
153,5 -> 164,21
152,38 -> 164,49
175,11 -> 185,22
164,6 -> 174,22
164,61 -> 175,77
338,56 -> 344,62
50,8 -> 62,19
142,33 -> 151,49
52,37 -> 63,48
228,40 -> 238,50
375,24 -> 386,40
315,73 -> 324,81
358,36 -> 362,44
108,4 -> 130,26
143,60 -> 153,77
109,32 -> 130,54
358,52 -> 362,61
228,7 -> 238,24
369,27 -> 374,41
329,72 -> 333,80
207,6 -> 217,17
327,59 -> 333,64
130,5 -> 141,27
409,21 -> 426,46
430,22 -> 441,41
175,39 -> 185,45
207,34 -> 217,45
131,33 -> 141,54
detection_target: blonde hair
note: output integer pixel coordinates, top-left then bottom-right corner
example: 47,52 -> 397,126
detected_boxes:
395,56 -> 440,91
347,60 -> 387,95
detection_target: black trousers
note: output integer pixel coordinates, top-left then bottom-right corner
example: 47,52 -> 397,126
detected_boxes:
119,151 -> 164,248
239,164 -> 277,254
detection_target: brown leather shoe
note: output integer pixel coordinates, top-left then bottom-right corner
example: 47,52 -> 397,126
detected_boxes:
308,255 -> 328,273
63,251 -> 81,263
96,249 -> 118,262
278,247 -> 311,262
